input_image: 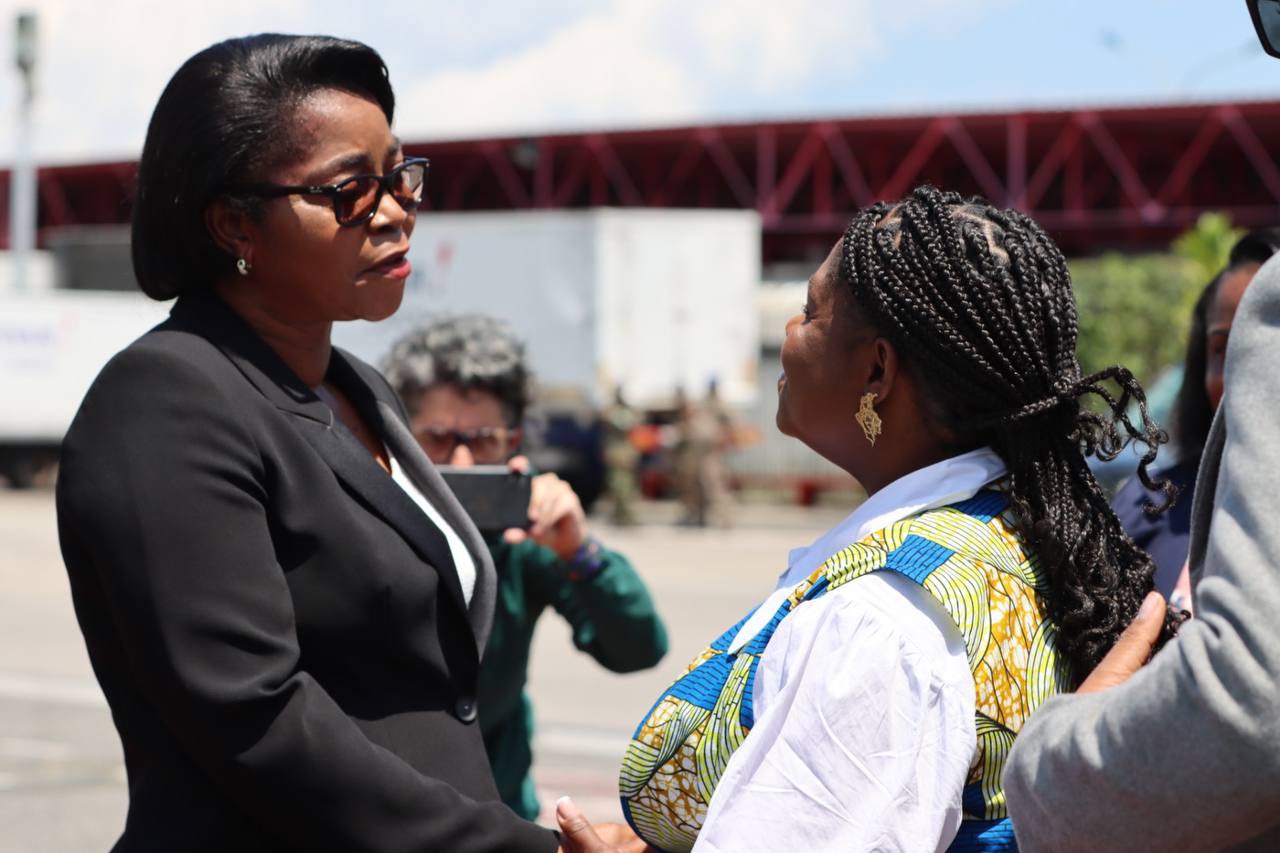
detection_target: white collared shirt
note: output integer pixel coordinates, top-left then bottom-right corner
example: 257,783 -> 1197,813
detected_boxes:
695,447 -> 1007,853
389,453 -> 477,606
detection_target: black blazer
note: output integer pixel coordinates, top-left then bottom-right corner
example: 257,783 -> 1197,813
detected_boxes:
56,292 -> 558,853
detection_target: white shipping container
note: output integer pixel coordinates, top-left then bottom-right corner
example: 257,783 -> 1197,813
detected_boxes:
0,291 -> 171,442
333,208 -> 762,408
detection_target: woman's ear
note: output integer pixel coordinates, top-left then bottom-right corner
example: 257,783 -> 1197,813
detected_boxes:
203,197 -> 256,264
864,337 -> 900,401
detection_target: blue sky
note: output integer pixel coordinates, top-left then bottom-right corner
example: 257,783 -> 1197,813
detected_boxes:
4,0 -> 1277,164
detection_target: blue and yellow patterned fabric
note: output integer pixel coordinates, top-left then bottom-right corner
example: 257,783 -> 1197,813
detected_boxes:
618,490 -> 1073,852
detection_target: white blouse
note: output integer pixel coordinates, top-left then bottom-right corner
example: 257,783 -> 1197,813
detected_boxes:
694,448 -> 1008,853
389,453 -> 477,606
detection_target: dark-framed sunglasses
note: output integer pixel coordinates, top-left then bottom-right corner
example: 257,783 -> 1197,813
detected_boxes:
233,157 -> 429,227
1249,0 -> 1280,59
413,424 -> 517,463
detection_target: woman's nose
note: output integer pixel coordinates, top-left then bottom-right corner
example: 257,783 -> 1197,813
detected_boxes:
370,185 -> 412,232
449,444 -> 475,467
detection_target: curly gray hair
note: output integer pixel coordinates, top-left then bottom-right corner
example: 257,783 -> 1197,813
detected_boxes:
381,315 -> 534,425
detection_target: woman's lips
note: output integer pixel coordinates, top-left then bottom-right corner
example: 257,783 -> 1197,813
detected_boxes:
370,254 -> 412,280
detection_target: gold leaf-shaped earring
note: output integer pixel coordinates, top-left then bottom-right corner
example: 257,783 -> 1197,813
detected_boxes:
856,392 -> 882,446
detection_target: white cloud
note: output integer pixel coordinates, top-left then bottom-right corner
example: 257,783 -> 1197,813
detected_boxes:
398,2 -> 701,139
0,0 -> 1002,163
687,0 -> 884,92
0,0 -> 312,163
397,0 -> 1003,140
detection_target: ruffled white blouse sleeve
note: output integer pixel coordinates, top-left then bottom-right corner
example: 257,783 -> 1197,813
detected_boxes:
693,573 -> 978,853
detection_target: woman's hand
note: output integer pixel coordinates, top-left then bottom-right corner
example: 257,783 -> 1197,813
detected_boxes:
1076,591 -> 1166,695
554,796 -> 650,853
503,456 -> 588,562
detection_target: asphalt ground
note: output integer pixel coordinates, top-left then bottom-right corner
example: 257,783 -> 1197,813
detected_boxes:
0,489 -> 851,850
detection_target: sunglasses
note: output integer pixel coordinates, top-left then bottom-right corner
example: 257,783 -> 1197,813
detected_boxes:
413,424 -> 517,464
233,157 -> 429,227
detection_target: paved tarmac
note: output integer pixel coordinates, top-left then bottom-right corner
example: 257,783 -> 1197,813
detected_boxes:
0,489 -> 851,850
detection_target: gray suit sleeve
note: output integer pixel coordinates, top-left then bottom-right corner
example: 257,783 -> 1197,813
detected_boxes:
1002,257 -> 1280,851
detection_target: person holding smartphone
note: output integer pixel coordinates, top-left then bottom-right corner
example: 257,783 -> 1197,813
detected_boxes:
383,316 -> 669,822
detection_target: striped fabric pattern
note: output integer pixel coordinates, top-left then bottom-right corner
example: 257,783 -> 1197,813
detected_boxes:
619,489 -> 1071,852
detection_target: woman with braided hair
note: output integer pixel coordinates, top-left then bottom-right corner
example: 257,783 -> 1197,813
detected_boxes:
604,186 -> 1180,853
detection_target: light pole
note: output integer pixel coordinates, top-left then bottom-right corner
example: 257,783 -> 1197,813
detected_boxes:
11,12 -> 35,292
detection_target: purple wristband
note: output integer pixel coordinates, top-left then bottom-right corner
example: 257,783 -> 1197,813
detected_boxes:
564,537 -> 606,581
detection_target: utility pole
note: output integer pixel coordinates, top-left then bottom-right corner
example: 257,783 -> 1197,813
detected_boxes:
11,12 -> 36,292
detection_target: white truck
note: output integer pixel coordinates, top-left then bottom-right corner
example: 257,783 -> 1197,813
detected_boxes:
2,210 -> 762,491
333,208 -> 762,408
332,208 -> 763,505
0,286 -> 171,486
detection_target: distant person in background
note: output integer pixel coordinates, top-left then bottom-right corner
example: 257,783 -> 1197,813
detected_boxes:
673,381 -> 736,528
382,316 -> 668,822
601,387 -> 642,526
1111,227 -> 1280,606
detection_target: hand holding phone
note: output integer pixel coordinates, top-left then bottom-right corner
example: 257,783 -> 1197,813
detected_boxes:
439,459 -> 590,561
496,455 -> 591,560
437,465 -> 532,534
514,466 -> 590,562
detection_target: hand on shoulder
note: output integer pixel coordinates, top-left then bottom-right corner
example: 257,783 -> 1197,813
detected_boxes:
1076,592 -> 1166,695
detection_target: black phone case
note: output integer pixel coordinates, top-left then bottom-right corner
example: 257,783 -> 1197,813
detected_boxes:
438,466 -> 532,533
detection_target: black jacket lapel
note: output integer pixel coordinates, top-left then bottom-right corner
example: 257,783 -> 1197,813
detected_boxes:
288,413 -> 468,615
372,398 -> 498,655
165,293 -> 470,617
328,351 -> 499,654
322,352 -> 472,616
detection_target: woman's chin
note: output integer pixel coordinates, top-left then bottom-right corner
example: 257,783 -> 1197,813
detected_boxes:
357,282 -> 406,322
774,406 -> 795,438
775,382 -> 788,433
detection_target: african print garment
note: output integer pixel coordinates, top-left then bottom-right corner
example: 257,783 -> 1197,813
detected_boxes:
618,490 -> 1073,852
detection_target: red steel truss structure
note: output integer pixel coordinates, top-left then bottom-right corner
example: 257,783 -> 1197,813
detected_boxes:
7,99 -> 1280,262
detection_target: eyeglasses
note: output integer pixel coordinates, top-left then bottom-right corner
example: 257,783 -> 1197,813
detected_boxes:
414,424 -> 516,464
233,157 -> 429,227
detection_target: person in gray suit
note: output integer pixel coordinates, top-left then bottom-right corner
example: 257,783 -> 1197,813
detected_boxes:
1002,252 -> 1280,850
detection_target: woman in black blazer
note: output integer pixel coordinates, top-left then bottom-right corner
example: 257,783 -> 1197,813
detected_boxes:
55,34 -> 620,852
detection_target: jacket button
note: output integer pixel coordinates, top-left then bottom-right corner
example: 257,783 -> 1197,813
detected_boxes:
455,696 -> 477,723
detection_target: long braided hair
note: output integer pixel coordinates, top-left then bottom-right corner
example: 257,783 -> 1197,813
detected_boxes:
841,185 -> 1182,678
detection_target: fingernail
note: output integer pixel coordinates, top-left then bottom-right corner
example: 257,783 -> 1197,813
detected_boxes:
556,795 -> 578,819
1139,591 -> 1163,619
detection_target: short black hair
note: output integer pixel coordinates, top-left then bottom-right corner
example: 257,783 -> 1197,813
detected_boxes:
131,34 -> 395,300
1168,271 -> 1221,464
1170,225 -> 1280,462
1227,226 -> 1280,269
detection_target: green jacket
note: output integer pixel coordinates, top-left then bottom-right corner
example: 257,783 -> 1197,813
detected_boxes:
479,537 -> 668,820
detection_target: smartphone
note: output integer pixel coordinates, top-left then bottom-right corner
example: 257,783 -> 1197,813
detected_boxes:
437,465 -> 532,533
